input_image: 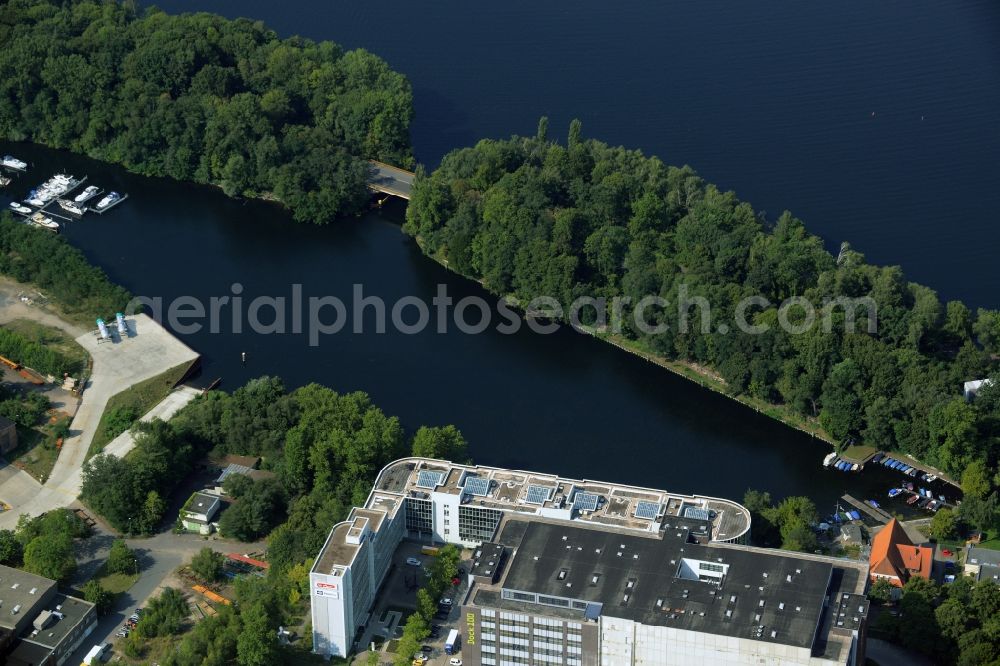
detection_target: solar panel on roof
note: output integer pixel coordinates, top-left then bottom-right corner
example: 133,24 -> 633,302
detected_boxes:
574,491 -> 600,512
634,500 -> 661,520
525,485 -> 554,505
217,463 -> 253,483
416,470 -> 445,489
683,506 -> 712,521
464,476 -> 490,497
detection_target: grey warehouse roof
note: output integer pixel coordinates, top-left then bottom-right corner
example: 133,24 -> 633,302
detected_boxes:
499,519 -> 835,650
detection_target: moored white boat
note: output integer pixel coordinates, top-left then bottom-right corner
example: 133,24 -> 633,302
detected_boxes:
74,185 -> 98,202
95,191 -> 120,209
29,212 -> 58,230
9,202 -> 32,215
58,199 -> 85,215
2,155 -> 27,170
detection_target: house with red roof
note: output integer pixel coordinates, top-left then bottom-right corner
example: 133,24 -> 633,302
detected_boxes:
868,518 -> 933,587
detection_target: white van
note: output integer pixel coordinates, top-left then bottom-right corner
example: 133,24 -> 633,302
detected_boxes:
82,642 -> 110,664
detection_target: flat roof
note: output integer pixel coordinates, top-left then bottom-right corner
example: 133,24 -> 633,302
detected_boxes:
0,566 -> 56,630
7,638 -> 51,665
369,458 -> 751,542
967,546 -> 1000,567
20,594 -> 94,649
186,492 -> 220,513
315,522 -> 359,574
495,519 -> 842,651
470,543 -> 506,579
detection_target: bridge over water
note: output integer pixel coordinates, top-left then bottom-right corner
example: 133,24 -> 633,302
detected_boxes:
368,160 -> 414,200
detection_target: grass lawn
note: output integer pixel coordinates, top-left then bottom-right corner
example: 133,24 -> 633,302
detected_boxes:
7,414 -> 71,483
976,537 -> 1000,551
3,317 -> 89,377
86,361 -> 194,460
94,563 -> 140,594
840,444 -> 878,462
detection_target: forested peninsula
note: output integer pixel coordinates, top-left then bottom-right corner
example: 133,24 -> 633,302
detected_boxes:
405,119 -> 1000,532
0,0 -> 414,223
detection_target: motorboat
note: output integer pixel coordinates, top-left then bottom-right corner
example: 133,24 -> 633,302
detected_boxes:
887,488 -> 903,498
9,202 -> 31,215
58,199 -> 85,215
2,155 -> 27,170
24,197 -> 45,208
95,191 -> 120,209
823,452 -> 837,467
0,175 -> 10,187
29,212 -> 58,230
74,185 -> 98,202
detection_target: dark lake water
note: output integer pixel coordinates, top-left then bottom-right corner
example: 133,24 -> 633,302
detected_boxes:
4,0 -> 991,508
156,0 -> 1000,308
1,142 -> 955,513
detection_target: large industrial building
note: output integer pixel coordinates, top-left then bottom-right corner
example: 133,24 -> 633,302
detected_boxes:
0,565 -> 97,666
311,458 -> 868,665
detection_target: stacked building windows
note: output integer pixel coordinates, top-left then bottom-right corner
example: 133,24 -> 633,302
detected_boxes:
404,498 -> 433,534
458,505 -> 503,541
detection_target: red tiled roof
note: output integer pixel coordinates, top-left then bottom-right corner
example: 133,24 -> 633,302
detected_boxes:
869,518 -> 932,586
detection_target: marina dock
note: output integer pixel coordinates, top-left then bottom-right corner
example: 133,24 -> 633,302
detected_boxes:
90,192 -> 128,214
841,494 -> 892,525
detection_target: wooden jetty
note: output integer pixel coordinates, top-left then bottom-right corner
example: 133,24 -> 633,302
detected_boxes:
841,494 -> 891,524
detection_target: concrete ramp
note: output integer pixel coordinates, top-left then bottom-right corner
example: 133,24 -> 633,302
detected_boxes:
0,314 -> 199,526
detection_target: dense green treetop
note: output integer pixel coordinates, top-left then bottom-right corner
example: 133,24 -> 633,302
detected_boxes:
407,121 -> 1000,531
0,0 -> 414,223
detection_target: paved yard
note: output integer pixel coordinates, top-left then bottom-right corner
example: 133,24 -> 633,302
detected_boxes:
0,313 -> 199,526
66,521 -> 267,666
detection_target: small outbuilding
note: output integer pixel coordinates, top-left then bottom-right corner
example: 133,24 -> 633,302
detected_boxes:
181,491 -> 221,535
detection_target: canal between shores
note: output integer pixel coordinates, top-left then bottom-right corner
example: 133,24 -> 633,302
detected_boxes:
0,140 -> 955,512
6,0 -> 996,510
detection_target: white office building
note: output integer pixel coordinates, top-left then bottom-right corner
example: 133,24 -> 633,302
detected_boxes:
310,457 -> 751,658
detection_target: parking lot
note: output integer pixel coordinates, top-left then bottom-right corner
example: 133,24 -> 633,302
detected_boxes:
355,540 -> 472,666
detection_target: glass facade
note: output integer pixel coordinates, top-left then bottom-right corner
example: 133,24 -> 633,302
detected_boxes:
458,505 -> 503,542
477,611 -> 588,666
405,498 -> 433,534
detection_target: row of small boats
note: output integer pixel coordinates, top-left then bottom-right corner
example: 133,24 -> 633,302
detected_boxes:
55,187 -> 121,214
872,452 -> 938,481
23,173 -> 79,207
822,452 -> 860,472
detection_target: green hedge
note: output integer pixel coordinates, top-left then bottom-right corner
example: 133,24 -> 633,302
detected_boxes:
0,326 -> 76,376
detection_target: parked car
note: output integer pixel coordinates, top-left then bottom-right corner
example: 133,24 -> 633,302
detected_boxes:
406,557 -> 422,567
439,598 -> 453,606
941,548 -> 953,557
450,659 -> 463,666
430,626 -> 441,638
420,645 -> 433,653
